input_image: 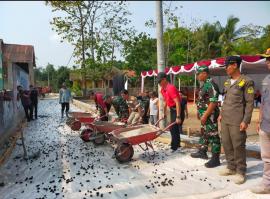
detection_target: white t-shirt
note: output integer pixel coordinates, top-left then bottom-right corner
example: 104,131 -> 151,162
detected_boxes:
150,98 -> 158,115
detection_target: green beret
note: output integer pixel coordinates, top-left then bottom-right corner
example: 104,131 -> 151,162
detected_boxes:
196,65 -> 209,74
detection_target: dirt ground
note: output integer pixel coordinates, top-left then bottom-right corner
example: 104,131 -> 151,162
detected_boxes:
183,103 -> 260,143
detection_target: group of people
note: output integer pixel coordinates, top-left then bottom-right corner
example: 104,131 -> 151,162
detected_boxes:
56,49 -> 269,194
89,87 -> 188,128
89,89 -> 157,125
17,85 -> 39,122
157,50 -> 270,194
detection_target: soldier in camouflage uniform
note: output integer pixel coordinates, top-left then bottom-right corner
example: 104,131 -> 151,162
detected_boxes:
111,89 -> 130,122
190,65 -> 221,168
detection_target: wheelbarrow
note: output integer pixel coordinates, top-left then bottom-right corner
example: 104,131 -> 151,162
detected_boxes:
68,113 -> 107,131
83,121 -> 126,145
109,121 -> 176,163
66,111 -> 95,127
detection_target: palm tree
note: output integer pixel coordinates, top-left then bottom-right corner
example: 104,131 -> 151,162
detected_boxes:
219,15 -> 240,56
192,21 -> 222,60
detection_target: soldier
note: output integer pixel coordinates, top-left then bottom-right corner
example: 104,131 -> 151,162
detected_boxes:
251,48 -> 270,194
111,89 -> 130,122
190,65 -> 221,168
219,56 -> 255,184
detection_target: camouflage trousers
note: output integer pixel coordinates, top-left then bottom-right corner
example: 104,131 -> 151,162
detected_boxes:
118,106 -> 129,121
199,117 -> 221,154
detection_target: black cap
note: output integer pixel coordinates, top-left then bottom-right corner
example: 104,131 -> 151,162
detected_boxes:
224,56 -> 242,67
156,72 -> 167,83
120,89 -> 128,95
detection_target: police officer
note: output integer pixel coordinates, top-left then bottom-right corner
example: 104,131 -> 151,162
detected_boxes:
251,48 -> 270,194
190,65 -> 221,168
219,56 -> 255,184
111,89 -> 130,122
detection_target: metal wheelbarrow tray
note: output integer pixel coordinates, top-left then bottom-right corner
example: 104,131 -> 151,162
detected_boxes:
66,111 -> 94,129
84,121 -> 126,145
67,111 -> 107,131
110,122 -> 175,163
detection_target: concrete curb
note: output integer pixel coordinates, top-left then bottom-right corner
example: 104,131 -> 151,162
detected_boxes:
155,137 -> 261,159
72,99 -> 261,160
0,122 -> 25,166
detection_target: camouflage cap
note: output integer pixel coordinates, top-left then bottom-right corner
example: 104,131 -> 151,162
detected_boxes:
196,65 -> 209,74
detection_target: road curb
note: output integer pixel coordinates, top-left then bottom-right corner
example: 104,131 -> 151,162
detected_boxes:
0,122 -> 25,166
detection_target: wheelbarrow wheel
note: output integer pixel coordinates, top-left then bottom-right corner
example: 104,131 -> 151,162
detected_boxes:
71,121 -> 81,131
80,128 -> 93,142
93,133 -> 105,145
115,143 -> 134,163
66,118 -> 75,126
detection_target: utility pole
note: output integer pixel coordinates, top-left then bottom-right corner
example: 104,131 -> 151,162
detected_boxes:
156,1 -> 165,128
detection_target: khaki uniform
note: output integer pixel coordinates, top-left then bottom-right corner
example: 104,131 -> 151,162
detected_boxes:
220,74 -> 254,175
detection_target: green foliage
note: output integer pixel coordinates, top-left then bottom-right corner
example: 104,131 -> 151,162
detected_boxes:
122,32 -> 157,75
44,2 -> 270,91
35,64 -> 71,93
71,81 -> 82,97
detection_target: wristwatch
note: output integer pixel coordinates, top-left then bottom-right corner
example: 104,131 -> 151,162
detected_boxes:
176,116 -> 181,119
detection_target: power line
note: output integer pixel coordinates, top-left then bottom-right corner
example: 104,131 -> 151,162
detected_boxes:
66,49 -> 74,67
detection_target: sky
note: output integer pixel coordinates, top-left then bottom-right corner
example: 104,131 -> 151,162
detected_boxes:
1,1 -> 270,68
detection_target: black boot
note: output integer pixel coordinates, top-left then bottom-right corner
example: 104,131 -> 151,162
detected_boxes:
190,148 -> 208,159
61,110 -> 64,118
205,153 -> 220,168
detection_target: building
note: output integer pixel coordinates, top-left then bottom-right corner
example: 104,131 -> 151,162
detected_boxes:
0,39 -> 36,145
69,66 -> 136,96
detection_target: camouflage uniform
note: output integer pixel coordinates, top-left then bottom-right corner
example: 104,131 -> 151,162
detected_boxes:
196,77 -> 221,153
111,96 -> 129,120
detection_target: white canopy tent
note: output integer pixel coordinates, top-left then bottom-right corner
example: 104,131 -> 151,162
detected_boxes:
140,55 -> 268,102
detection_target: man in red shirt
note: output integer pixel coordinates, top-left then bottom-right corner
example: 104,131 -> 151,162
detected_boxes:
157,72 -> 182,153
90,91 -> 110,121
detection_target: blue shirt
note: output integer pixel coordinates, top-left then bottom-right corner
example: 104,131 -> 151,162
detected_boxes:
59,88 -> 72,103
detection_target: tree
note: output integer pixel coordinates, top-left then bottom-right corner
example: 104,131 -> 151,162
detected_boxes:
122,32 -> 157,75
46,1 -> 134,93
259,25 -> 270,52
97,2 -> 135,65
57,66 -> 71,89
46,1 -> 92,96
191,21 -> 222,60
219,15 -> 240,56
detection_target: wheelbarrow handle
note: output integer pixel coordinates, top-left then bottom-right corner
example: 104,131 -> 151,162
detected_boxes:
162,121 -> 177,132
156,122 -> 176,137
154,117 -> 166,127
94,114 -> 107,121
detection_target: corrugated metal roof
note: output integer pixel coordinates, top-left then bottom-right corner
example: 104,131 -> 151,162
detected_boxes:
2,43 -> 36,66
